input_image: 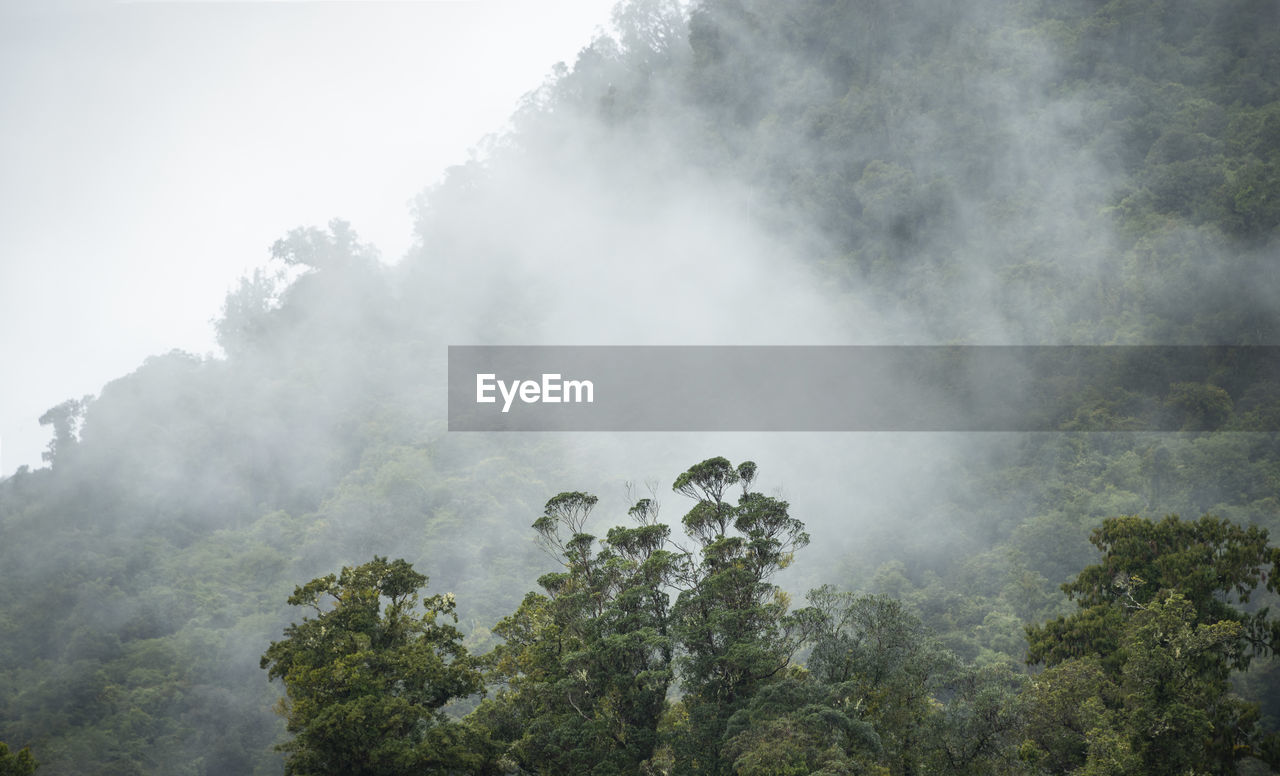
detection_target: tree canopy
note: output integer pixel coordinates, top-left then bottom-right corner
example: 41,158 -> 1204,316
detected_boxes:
260,557 -> 485,776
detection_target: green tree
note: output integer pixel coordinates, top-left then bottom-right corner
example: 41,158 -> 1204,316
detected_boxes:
261,557 -> 485,776
0,743 -> 37,776
1027,515 -> 1280,672
803,588 -> 1027,775
806,587 -> 953,776
922,662 -> 1027,776
1020,657 -> 1133,776
669,457 -> 811,776
473,492 -> 682,774
1119,591 -> 1249,775
1024,515 -> 1280,773
720,671 -> 880,776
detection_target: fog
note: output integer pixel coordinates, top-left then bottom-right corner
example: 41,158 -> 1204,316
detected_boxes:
385,0 -> 1132,582
0,0 -> 614,474
2,0 -> 1278,772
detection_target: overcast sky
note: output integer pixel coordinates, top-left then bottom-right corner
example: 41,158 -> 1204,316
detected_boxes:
0,0 -> 615,474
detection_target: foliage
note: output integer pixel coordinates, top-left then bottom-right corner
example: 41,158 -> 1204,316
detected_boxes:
473,492 -> 681,774
720,672 -> 880,776
1027,514 -> 1280,671
669,458 -> 810,775
37,396 -> 91,469
260,557 -> 485,776
0,743 -> 37,776
806,587 -> 954,775
1025,515 -> 1280,773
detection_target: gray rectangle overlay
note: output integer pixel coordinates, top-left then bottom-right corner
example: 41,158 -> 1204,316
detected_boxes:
448,346 -> 1280,431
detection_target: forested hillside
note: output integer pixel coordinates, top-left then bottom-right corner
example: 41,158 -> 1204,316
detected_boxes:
2,0 -> 1279,773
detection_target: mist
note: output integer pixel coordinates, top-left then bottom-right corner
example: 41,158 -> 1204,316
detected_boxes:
2,0 -> 1279,773
0,0 -> 614,475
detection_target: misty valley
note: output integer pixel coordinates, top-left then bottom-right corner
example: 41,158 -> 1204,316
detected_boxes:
4,0 -> 1280,774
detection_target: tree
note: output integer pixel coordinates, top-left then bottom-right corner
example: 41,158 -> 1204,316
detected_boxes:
1024,515 -> 1280,773
472,458 -> 810,776
1119,591 -> 1248,775
473,491 -> 682,774
922,662 -> 1027,776
270,218 -> 377,271
215,267 -> 283,355
1027,515 -> 1280,671
806,587 -> 953,776
720,671 -> 880,776
260,557 -> 485,776
669,457 -> 811,776
802,587 -> 1028,776
0,743 -> 37,776
1020,657 -> 1133,776
37,396 -> 90,468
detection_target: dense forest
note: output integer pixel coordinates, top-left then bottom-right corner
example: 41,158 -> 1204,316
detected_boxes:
3,0 -> 1280,773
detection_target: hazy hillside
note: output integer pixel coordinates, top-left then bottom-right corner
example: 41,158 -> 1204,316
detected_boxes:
2,0 -> 1279,774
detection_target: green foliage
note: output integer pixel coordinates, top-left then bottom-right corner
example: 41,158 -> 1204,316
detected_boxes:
1028,515 -> 1280,671
474,460 -> 819,776
720,673 -> 880,776
472,490 -> 681,774
801,587 -> 1031,775
0,743 -> 37,776
1021,658 -> 1130,775
1025,515 -> 1280,773
806,588 -> 954,775
923,662 -> 1029,776
670,458 -> 810,775
260,557 -> 484,776
1119,592 -> 1248,774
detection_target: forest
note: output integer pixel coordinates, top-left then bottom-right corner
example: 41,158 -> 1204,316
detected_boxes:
2,0 -> 1280,773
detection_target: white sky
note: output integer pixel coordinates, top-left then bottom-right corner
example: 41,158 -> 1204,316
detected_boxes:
0,0 -> 616,474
